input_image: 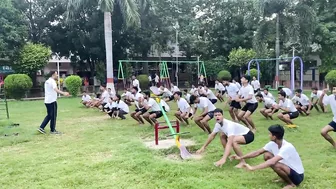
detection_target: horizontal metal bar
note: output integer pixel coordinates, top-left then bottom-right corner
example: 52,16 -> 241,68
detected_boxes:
118,60 -> 204,64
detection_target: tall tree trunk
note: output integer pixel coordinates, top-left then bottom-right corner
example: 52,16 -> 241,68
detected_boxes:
104,12 -> 115,93
275,13 -> 280,88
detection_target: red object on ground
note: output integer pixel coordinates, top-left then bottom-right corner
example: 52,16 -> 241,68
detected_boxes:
154,120 -> 180,145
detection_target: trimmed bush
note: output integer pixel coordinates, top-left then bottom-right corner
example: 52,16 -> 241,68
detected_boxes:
246,68 -> 262,79
217,70 -> 231,81
4,74 -> 33,100
137,74 -> 149,88
325,70 -> 336,88
65,75 -> 82,96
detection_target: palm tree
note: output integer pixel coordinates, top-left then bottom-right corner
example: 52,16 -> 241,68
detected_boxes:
253,0 -> 316,88
67,0 -> 140,93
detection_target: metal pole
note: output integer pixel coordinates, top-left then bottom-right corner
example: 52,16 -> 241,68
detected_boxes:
56,54 -> 61,97
175,23 -> 179,87
292,47 -> 295,57
275,13 -> 280,89
197,56 -> 200,79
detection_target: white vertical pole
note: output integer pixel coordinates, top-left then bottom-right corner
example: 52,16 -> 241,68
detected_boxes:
176,27 -> 179,87
197,56 -> 200,79
57,55 -> 61,97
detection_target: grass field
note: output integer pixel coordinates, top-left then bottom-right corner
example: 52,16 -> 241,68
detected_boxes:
0,96 -> 336,189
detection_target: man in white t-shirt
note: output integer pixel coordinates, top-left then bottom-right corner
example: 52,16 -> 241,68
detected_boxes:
190,95 -> 217,134
132,75 -> 141,92
223,80 -> 241,122
183,89 -> 191,103
279,87 -> 293,98
174,91 -> 193,125
292,89 -> 311,116
215,80 -> 226,102
189,85 -> 198,96
275,91 -> 299,125
311,87 -> 326,112
154,73 -> 159,86
170,83 -> 180,93
261,88 -> 275,101
232,79 -> 241,89
197,85 -> 207,97
113,94 -> 129,120
130,87 -> 147,125
99,85 -> 110,111
251,76 -> 261,94
121,88 -> 133,106
81,91 -> 91,107
158,85 -> 174,102
197,109 -> 254,168
142,91 -> 164,126
204,86 -> 218,104
38,71 -> 69,135
234,125 -> 304,189
235,75 -> 258,132
256,93 -> 278,120
320,88 -> 336,148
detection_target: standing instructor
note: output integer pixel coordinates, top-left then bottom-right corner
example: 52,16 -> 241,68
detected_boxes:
38,71 -> 69,134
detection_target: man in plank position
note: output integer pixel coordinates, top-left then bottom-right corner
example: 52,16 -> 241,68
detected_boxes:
196,108 -> 254,168
231,125 -> 304,189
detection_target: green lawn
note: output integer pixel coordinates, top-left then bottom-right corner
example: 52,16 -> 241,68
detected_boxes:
0,97 -> 335,189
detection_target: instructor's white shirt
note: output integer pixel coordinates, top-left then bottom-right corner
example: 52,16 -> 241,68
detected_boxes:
44,78 -> 57,104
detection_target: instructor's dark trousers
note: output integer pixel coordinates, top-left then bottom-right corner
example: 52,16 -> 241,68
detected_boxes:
40,101 -> 57,132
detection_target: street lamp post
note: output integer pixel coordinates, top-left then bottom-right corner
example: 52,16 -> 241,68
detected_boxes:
174,21 -> 180,87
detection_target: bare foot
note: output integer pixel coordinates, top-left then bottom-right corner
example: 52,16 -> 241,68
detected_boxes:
251,129 -> 257,134
282,184 -> 296,189
235,162 -> 245,169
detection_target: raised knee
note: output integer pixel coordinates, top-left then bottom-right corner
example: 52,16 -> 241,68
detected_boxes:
321,129 -> 327,136
277,114 -> 283,118
263,153 -> 273,161
243,115 -> 249,119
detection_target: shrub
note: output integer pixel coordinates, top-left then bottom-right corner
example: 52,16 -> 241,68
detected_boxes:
137,74 -> 149,88
65,75 -> 82,96
4,74 -> 33,100
325,70 -> 336,88
246,68 -> 262,79
217,70 -> 231,81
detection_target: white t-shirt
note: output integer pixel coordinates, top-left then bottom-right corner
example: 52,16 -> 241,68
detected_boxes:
263,140 -> 304,174
323,94 -> 336,122
160,88 -> 173,97
235,82 -> 241,89
262,92 -> 275,101
292,94 -> 310,106
196,97 -> 216,111
238,84 -> 257,103
101,90 -> 110,103
251,80 -> 260,90
190,88 -> 197,95
206,89 -> 217,100
311,91 -> 323,99
82,95 -> 91,102
279,99 -> 297,112
198,87 -> 206,95
147,98 -> 161,111
282,88 -> 292,98
132,79 -> 141,92
226,83 -> 239,99
213,119 -> 249,136
264,97 -> 277,108
148,75 -> 152,81
160,100 -> 170,112
121,91 -> 132,99
155,75 -> 159,83
215,83 -> 225,91
116,100 -> 129,113
177,98 -> 193,114
106,102 -> 117,109
171,86 -> 180,93
132,92 -> 144,109
44,78 -> 58,104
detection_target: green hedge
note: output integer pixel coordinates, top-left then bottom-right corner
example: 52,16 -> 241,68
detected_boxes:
326,70 -> 336,88
65,75 -> 82,96
137,74 -> 149,88
246,68 -> 262,79
217,70 -> 231,81
4,74 -> 33,100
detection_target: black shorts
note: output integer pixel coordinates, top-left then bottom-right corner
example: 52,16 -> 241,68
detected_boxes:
254,89 -> 260,93
289,169 -> 304,186
284,111 -> 299,119
243,131 -> 254,144
242,103 -> 258,113
166,95 -> 174,101
210,99 -> 218,104
265,106 -> 279,113
230,100 -> 241,109
135,108 -> 147,114
220,90 -> 226,95
207,111 -> 215,119
180,111 -> 193,118
149,111 -> 163,118
328,121 -> 336,132
102,103 -> 107,107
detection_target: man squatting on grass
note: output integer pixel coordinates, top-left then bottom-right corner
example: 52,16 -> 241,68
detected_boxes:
320,87 -> 336,148
196,108 -> 254,168
231,125 -> 304,189
38,71 -> 69,135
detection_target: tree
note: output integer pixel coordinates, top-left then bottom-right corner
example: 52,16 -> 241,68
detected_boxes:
227,47 -> 256,77
67,0 -> 140,94
253,0 -> 317,87
14,43 -> 51,83
0,0 -> 27,61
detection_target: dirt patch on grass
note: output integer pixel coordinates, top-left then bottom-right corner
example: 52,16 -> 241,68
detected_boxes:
165,153 -> 204,161
144,139 -> 195,150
